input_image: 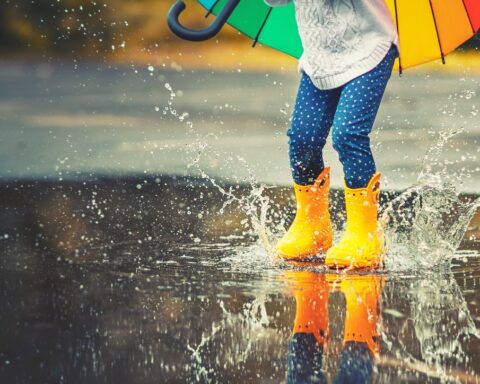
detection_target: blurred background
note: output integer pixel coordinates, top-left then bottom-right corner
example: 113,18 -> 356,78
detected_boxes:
1,0 -> 480,191
0,0 -> 300,68
2,0 -> 478,65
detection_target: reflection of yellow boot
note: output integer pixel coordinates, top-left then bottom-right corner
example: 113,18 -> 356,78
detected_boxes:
340,275 -> 381,356
285,271 -> 329,383
290,272 -> 329,345
325,173 -> 384,269
329,275 -> 382,383
277,167 -> 333,260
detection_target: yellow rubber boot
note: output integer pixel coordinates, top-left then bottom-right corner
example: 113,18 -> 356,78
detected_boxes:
325,173 -> 384,269
276,167 -> 333,260
341,275 -> 382,356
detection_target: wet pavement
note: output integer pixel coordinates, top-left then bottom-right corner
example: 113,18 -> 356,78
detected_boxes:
0,176 -> 479,383
0,61 -> 479,191
1,59 -> 480,383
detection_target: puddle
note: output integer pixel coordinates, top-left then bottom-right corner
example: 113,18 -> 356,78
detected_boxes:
0,176 -> 478,383
1,61 -> 479,384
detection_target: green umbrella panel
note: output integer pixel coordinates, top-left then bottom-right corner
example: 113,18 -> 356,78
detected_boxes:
197,0 -> 303,58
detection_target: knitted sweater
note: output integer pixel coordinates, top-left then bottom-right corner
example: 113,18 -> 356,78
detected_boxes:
264,0 -> 399,89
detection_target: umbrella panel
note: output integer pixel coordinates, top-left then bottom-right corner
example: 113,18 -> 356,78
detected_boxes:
199,0 -> 271,40
431,0 -> 474,55
387,0 -> 440,70
256,3 -> 303,58
199,0 -> 303,57
464,0 -> 480,31
197,0 -> 479,71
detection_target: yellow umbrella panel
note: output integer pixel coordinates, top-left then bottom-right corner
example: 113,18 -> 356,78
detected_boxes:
385,0 -> 480,72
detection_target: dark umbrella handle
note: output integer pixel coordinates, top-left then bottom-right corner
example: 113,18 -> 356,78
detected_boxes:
167,0 -> 241,41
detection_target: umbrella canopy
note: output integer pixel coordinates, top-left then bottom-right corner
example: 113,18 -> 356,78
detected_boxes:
187,0 -> 480,72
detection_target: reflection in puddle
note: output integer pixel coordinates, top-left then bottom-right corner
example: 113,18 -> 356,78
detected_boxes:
285,271 -> 381,384
0,176 -> 479,383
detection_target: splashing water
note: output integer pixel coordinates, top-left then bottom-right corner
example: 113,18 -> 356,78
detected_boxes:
162,79 -> 480,273
381,123 -> 480,271
151,75 -> 480,383
381,176 -> 480,270
410,273 -> 480,370
379,267 -> 480,383
161,82 -> 278,259
187,298 -> 276,384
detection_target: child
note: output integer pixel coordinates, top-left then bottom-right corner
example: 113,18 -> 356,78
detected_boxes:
265,0 -> 399,269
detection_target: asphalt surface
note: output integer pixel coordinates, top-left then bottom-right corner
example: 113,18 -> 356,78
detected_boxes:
0,60 -> 479,191
0,176 -> 478,383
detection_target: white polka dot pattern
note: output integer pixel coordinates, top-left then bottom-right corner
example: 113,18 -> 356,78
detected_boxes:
288,45 -> 397,188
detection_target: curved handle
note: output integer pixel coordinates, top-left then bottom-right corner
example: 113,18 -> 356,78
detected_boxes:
167,0 -> 240,41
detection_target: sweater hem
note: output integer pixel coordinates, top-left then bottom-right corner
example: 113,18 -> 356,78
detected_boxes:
299,40 -> 396,90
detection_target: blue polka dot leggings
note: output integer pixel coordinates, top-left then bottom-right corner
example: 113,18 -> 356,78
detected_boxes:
288,45 -> 397,188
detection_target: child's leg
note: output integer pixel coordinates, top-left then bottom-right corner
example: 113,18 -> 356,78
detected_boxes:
276,72 -> 338,259
288,72 -> 341,185
325,46 -> 397,269
331,46 -> 397,188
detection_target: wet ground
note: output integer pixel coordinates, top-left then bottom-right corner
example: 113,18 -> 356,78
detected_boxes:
0,61 -> 479,191
0,176 -> 479,383
1,60 -> 480,383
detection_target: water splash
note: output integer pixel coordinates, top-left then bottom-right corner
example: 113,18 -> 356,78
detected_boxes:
161,82 -> 278,258
381,124 -> 480,271
160,80 -> 480,381
380,267 -> 480,383
373,124 -> 480,381
410,274 -> 480,369
187,297 -> 278,383
381,178 -> 480,271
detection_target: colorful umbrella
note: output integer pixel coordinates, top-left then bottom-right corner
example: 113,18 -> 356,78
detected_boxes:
167,0 -> 480,73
